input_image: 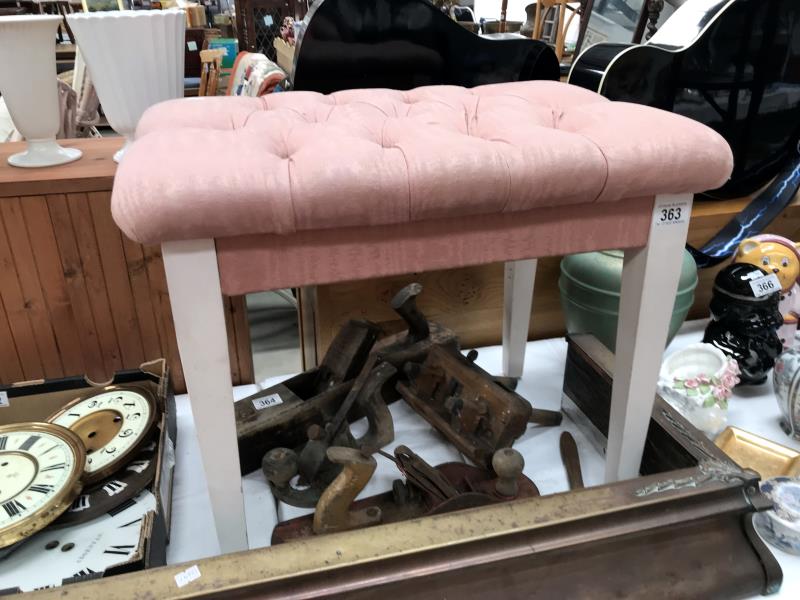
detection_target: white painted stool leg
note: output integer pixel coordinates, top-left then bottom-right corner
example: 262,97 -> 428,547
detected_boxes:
605,193 -> 693,482
502,259 -> 538,378
162,238 -> 248,554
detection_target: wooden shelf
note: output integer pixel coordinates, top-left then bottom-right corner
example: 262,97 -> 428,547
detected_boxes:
0,137 -> 122,198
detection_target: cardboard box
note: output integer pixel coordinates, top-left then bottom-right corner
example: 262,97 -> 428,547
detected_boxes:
0,360 -> 176,592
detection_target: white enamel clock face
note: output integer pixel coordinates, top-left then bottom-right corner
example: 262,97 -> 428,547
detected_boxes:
0,424 -> 85,549
0,490 -> 156,592
48,386 -> 157,484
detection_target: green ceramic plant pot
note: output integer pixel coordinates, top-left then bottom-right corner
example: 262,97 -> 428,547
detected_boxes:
559,249 -> 698,351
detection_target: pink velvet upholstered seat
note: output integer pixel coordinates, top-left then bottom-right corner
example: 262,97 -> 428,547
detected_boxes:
112,81 -> 733,248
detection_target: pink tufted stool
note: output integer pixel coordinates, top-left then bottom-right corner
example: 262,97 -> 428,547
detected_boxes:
112,81 -> 732,553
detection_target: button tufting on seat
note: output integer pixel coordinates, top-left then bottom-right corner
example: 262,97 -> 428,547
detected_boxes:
113,81 -> 733,246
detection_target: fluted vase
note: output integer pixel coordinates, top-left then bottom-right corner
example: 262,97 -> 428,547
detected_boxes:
0,15 -> 82,168
520,3 -> 536,38
67,9 -> 185,163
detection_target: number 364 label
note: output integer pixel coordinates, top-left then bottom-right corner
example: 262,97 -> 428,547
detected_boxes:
750,273 -> 781,298
252,393 -> 283,411
653,198 -> 690,227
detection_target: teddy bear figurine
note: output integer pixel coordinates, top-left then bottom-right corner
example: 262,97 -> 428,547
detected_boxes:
703,263 -> 784,385
735,234 -> 800,348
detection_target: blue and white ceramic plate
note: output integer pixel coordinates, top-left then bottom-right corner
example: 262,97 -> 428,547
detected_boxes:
754,476 -> 800,555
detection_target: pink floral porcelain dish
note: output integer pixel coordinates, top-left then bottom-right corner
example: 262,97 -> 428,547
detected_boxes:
658,343 -> 741,436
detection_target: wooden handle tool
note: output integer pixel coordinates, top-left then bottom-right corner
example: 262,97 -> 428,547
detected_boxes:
559,431 -> 584,490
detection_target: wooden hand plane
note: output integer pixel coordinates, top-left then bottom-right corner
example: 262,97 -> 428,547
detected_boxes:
398,345 -> 561,468
237,283 -> 458,474
354,282 -> 460,395
236,319 -> 381,474
262,361 -> 397,507
271,445 -> 538,544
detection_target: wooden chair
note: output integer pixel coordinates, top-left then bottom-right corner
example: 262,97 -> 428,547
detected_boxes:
31,0 -> 76,44
532,0 -> 580,61
204,27 -> 222,48
70,49 -> 101,137
199,48 -> 225,97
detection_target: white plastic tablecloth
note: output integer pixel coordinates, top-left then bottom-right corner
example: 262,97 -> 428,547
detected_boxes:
167,320 -> 800,597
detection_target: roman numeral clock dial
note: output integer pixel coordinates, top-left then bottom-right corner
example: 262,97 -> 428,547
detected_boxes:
48,385 -> 158,485
0,423 -> 85,549
54,441 -> 158,527
0,490 -> 157,592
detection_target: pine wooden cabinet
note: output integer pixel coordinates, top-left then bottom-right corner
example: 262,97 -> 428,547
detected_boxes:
0,138 -> 253,392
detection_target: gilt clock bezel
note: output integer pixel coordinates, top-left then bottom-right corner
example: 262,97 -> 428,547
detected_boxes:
47,385 -> 158,484
0,422 -> 86,549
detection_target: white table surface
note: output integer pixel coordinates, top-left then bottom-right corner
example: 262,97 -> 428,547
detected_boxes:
167,320 -> 800,597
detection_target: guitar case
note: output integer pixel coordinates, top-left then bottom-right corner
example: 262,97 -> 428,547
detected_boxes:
569,0 -> 800,266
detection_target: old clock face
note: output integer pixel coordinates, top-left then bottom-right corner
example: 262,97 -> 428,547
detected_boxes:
48,385 -> 157,485
0,423 -> 85,549
0,490 -> 156,592
53,440 -> 158,527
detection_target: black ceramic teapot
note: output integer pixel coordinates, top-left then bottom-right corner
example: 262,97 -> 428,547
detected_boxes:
703,263 -> 783,385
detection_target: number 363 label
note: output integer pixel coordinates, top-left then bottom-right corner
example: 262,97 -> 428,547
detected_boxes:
750,273 -> 781,298
653,198 -> 690,227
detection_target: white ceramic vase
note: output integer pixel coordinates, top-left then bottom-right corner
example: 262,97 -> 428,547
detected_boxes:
67,9 -> 185,163
0,16 -> 82,168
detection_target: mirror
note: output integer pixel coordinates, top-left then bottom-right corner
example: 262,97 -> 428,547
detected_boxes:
579,0 -> 680,53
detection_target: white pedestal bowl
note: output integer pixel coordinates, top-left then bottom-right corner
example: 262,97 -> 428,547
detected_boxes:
67,9 -> 185,163
0,16 -> 82,168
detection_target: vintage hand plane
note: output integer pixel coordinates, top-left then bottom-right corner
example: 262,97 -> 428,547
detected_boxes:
237,283 -> 458,474
236,319 -> 381,474
260,283 -> 462,506
359,282 -> 459,387
398,345 -> 561,468
262,361 -> 397,507
271,444 -> 538,544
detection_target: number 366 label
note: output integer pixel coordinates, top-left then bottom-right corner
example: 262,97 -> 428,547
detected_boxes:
653,198 -> 690,227
750,273 -> 781,298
